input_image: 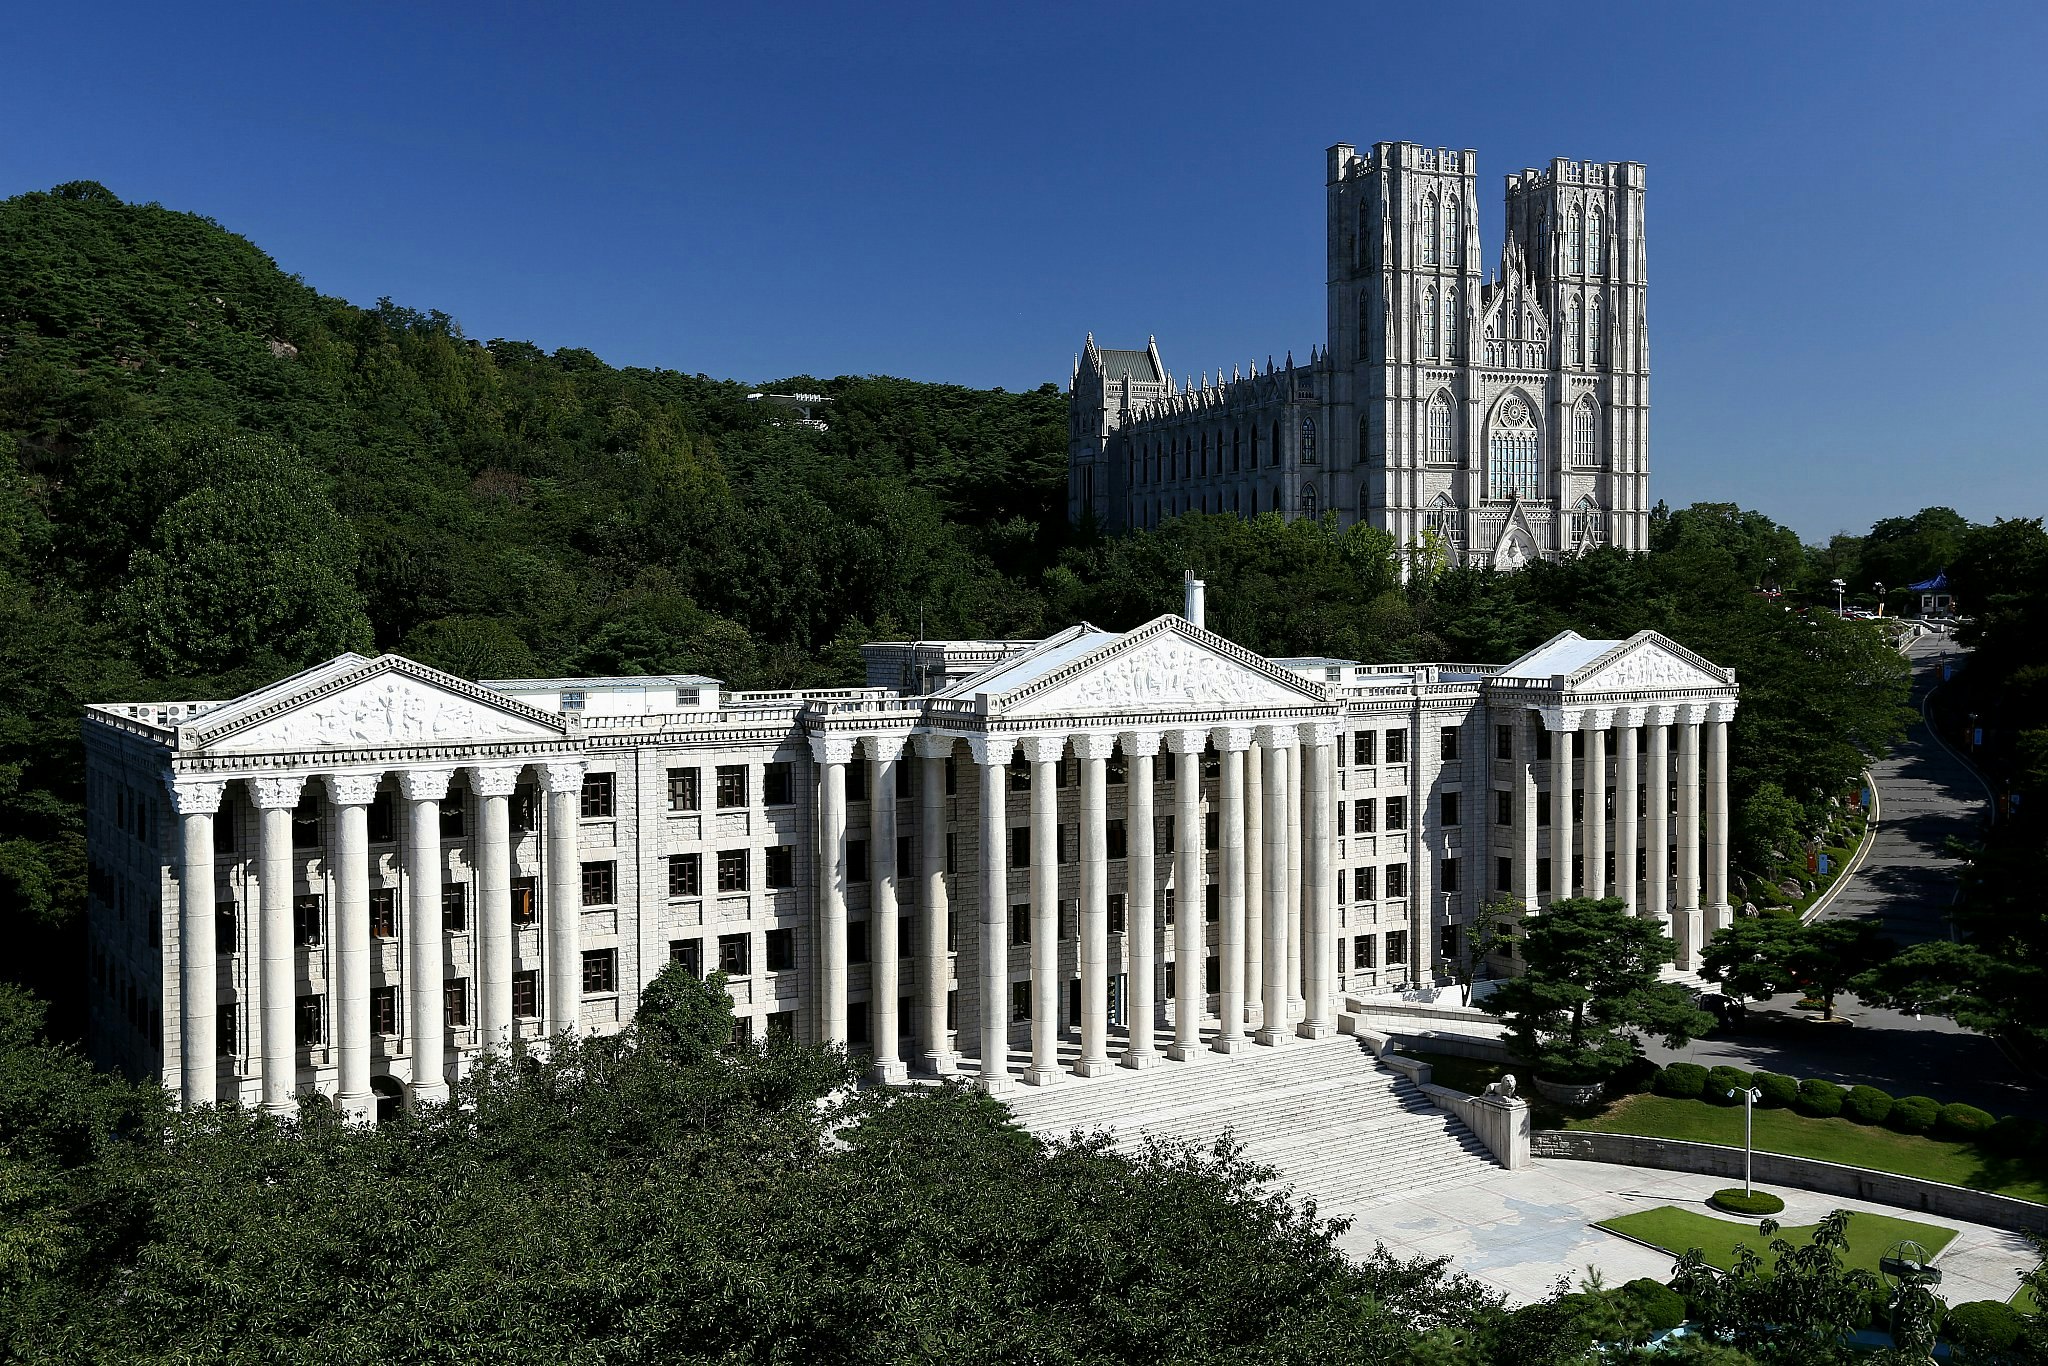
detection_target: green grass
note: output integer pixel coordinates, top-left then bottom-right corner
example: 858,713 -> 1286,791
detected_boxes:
1598,1205 -> 1955,1275
1404,1050 -> 1513,1097
1569,1094 -> 2048,1204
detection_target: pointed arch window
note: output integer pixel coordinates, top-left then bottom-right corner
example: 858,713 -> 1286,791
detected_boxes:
1589,205 -> 1607,276
1420,193 -> 1439,266
1487,396 -> 1541,502
1426,392 -> 1453,464
1357,413 -> 1371,466
1590,296 -> 1605,368
1572,397 -> 1598,466
1574,496 -> 1603,546
1357,288 -> 1372,362
1300,482 -> 1320,520
1567,206 -> 1585,274
1443,286 -> 1459,361
1250,423 -> 1260,466
1300,416 -> 1318,466
1569,297 -> 1586,368
1231,427 -> 1241,472
1426,493 -> 1458,541
1444,194 -> 1461,267
1269,422 -> 1281,467
1420,285 -> 1438,360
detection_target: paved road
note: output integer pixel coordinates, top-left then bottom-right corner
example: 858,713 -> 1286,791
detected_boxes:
1647,634 -> 2047,1120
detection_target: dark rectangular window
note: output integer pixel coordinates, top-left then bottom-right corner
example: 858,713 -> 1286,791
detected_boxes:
1538,791 -> 1552,827
669,852 -> 701,897
512,786 -> 539,834
1442,925 -> 1460,960
1384,796 -> 1406,831
897,834 -> 912,874
765,845 -> 794,889
1205,883 -> 1220,923
1440,726 -> 1460,762
763,762 -> 794,806
945,757 -> 957,795
1440,792 -> 1460,826
1537,858 -> 1552,894
946,990 -> 959,1030
1386,930 -> 1408,964
442,884 -> 468,932
1107,753 -> 1127,786
1535,727 -> 1552,761
947,911 -> 958,952
371,985 -> 398,1035
1496,856 -> 1512,892
848,1000 -> 871,1045
296,993 -> 325,1046
1572,790 -> 1585,823
217,1004 -> 237,1057
766,928 -> 795,971
216,903 -> 236,954
847,839 -> 870,884
1441,857 -> 1460,893
1496,725 -> 1514,760
1160,751 -> 1175,781
669,938 -> 702,977
1011,980 -> 1031,1021
1010,905 -> 1030,946
1162,887 -> 1175,925
717,849 -> 748,892
1008,758 -> 1029,791
440,788 -> 467,838
513,970 -> 540,1018
715,765 -> 747,810
945,832 -> 957,875
293,894 -> 323,947
1108,893 -> 1126,934
445,978 -> 470,1028
767,1009 -> 797,1040
367,791 -> 395,844
581,948 -> 616,994
370,888 -> 398,939
848,920 -> 870,963
581,861 -> 616,906
292,798 -> 320,849
1354,866 -> 1374,901
1496,791 -> 1513,826
580,773 -> 614,819
1353,731 -> 1374,766
1205,955 -> 1220,993
512,877 -> 538,926
719,932 -> 750,975
1010,826 -> 1030,869
1385,863 -> 1408,899
1354,935 -> 1376,970
668,767 -> 701,812
847,762 -> 870,802
1354,799 -> 1375,834
1205,810 -> 1219,851
1385,730 -> 1406,764
215,805 -> 238,855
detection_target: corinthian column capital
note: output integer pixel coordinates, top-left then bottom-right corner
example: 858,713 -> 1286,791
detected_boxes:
247,775 -> 306,811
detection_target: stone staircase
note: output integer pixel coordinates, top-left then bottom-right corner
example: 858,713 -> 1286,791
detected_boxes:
1001,1032 -> 1498,1212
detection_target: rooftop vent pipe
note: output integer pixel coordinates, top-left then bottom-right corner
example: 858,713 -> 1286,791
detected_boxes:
1183,570 -> 1206,630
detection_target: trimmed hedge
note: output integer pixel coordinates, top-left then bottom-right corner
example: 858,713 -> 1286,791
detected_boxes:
1654,1063 -> 1707,1099
1705,1066 -> 1755,1105
1753,1071 -> 1798,1109
1985,1114 -> 2045,1157
1843,1084 -> 1894,1125
1708,1186 -> 1786,1215
1621,1278 -> 1686,1333
1888,1094 -> 1940,1135
1938,1102 -> 1995,1138
1943,1300 -> 2023,1352
1794,1076 -> 1845,1118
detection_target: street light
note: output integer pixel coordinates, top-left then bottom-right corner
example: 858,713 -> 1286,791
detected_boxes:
1729,1085 -> 1764,1196
1831,578 -> 1846,617
1873,581 -> 1887,618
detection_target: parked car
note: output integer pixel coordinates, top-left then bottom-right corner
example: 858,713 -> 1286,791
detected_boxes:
1692,989 -> 1749,1030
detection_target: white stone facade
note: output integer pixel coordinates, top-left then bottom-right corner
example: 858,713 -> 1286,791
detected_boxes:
84,616 -> 1732,1121
1070,140 -> 1652,565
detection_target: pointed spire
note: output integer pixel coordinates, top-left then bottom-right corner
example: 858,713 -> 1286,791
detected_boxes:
1286,350 -> 1294,370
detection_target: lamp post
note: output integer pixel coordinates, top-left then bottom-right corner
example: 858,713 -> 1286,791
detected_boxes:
1831,578 -> 1846,618
1729,1085 -> 1764,1195
1873,581 -> 1887,618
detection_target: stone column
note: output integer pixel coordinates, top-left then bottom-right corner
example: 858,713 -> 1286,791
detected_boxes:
1209,727 -> 1251,1053
1255,727 -> 1296,1046
1646,710 -> 1671,932
969,735 -> 1016,1093
1286,742 -> 1303,1019
1018,734 -> 1064,1086
468,765 -> 522,1051
1674,707 -> 1703,970
1546,711 -> 1577,903
1118,730 -> 1161,1069
250,776 -> 304,1114
1298,720 -> 1337,1038
399,768 -> 453,1106
1244,739 -> 1263,1022
1583,717 -> 1609,899
1073,732 -> 1117,1075
1615,710 -> 1643,915
1705,701 -> 1734,935
912,734 -> 957,1074
1515,714 -> 1540,912
167,777 -> 227,1108
867,735 -> 906,1083
540,760 -> 586,1036
324,772 -> 380,1123
1164,728 -> 1208,1061
809,734 -> 854,1048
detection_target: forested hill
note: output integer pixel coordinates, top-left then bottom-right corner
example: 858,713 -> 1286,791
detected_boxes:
0,180 -> 1914,1027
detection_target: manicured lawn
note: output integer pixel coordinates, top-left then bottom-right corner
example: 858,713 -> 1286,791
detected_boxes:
1405,1050 -> 1513,1097
1598,1205 -> 1955,1275
1569,1094 -> 2048,1204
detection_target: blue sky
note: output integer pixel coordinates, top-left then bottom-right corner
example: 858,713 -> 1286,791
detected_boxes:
6,2 -> 2043,540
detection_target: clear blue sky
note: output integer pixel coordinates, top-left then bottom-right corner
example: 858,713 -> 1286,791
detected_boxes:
6,2 -> 2043,540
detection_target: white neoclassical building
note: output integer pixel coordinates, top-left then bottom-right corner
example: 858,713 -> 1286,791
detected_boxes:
83,593 -> 1736,1122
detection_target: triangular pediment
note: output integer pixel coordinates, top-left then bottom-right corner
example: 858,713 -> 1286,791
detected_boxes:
997,616 -> 1329,718
184,654 -> 570,752
1490,495 -> 1542,570
1567,632 -> 1733,694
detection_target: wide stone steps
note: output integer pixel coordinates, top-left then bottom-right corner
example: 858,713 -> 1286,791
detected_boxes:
1002,1032 -> 1498,1213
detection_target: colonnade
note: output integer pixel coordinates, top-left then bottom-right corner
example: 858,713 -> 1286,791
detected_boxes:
810,721 -> 1338,1091
165,758 -> 585,1122
1538,700 -> 1733,965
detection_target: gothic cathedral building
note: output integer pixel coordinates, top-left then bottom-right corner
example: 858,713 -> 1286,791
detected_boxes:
1069,142 -> 1651,566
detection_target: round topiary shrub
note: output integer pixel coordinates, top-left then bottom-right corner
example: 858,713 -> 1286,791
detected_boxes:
1984,1114 -> 2044,1156
1795,1077 -> 1845,1118
1843,1084 -> 1894,1125
1654,1062 -> 1708,1099
1753,1071 -> 1799,1109
1708,1187 -> 1786,1216
1943,1300 -> 2023,1352
1887,1094 -> 1940,1134
1620,1277 -> 1687,1333
1611,1054 -> 1659,1096
1937,1101 -> 1996,1139
1706,1065 -> 1755,1104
